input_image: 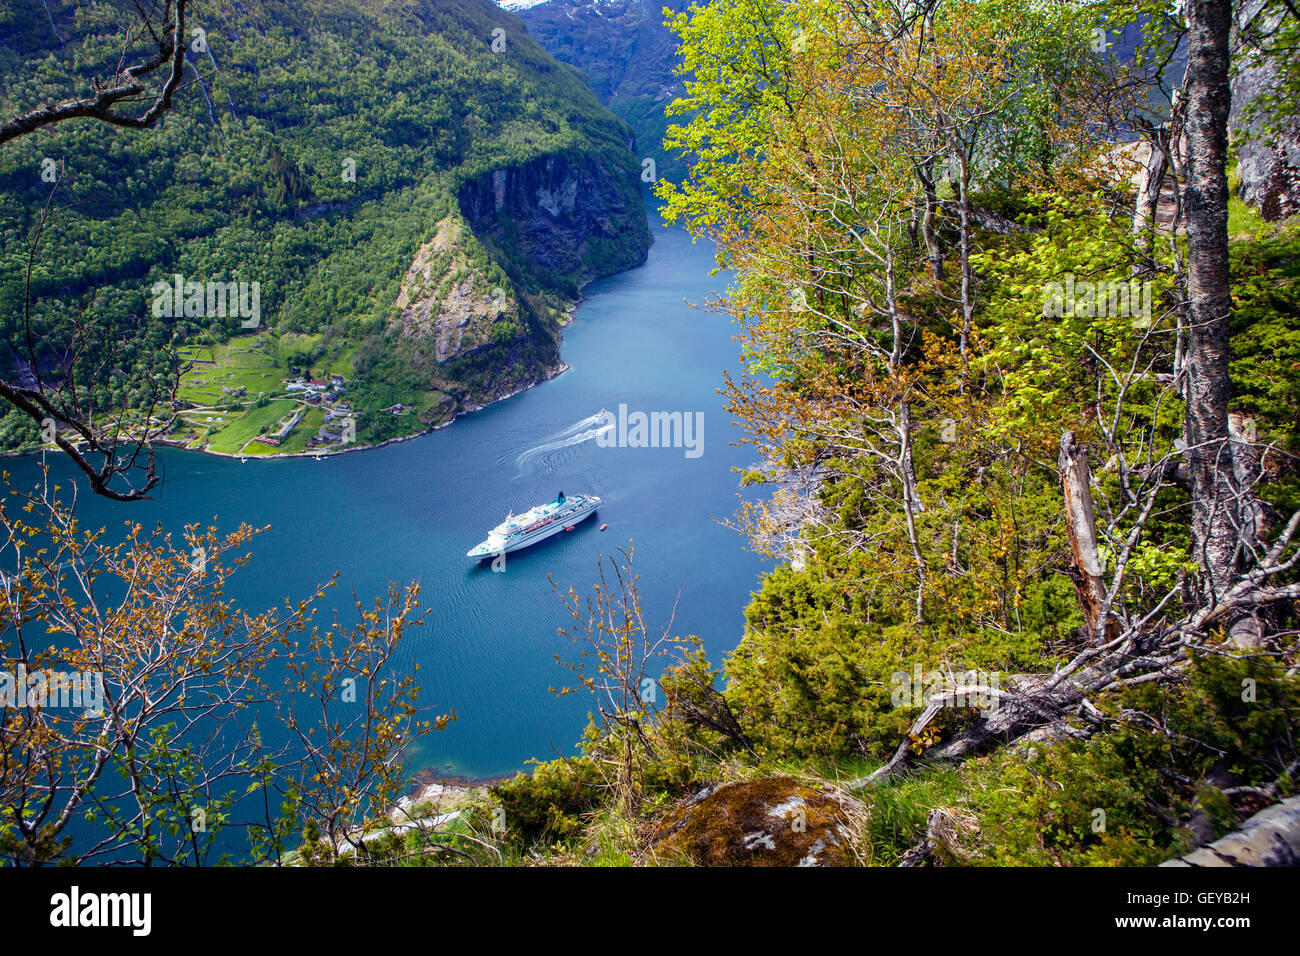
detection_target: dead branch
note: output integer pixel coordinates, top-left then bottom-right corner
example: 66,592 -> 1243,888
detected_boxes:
0,1 -> 191,146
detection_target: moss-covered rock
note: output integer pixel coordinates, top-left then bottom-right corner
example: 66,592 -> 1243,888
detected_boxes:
647,776 -> 855,866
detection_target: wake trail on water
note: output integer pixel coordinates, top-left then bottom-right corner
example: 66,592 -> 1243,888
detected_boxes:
511,410 -> 613,473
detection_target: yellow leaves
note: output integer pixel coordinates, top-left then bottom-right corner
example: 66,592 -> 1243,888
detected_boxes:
909,724 -> 942,754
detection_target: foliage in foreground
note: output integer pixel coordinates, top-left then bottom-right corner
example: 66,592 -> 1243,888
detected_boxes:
0,468 -> 447,866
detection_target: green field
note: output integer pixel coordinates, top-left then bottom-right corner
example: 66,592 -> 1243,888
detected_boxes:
192,399 -> 298,455
173,332 -> 353,454
272,332 -> 356,379
178,334 -> 286,406
276,407 -> 326,454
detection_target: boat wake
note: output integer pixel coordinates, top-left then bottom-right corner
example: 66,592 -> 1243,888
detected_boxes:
513,410 -> 613,472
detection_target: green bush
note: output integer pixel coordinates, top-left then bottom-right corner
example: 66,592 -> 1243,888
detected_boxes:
487,756 -> 606,847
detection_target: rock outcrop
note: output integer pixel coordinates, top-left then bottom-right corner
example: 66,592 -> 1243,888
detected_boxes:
1231,2 -> 1300,220
386,210 -> 557,428
1161,796 -> 1300,867
385,148 -> 651,422
395,218 -> 517,364
647,777 -> 857,866
457,152 -> 651,296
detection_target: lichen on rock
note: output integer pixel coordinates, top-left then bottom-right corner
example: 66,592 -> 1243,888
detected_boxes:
647,776 -> 857,866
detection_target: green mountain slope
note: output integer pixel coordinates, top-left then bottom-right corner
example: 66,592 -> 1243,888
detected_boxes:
0,0 -> 651,451
510,0 -> 696,182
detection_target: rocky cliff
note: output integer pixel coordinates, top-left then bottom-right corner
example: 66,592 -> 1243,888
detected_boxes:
394,217 -> 536,377
388,148 -> 650,429
457,151 -> 652,299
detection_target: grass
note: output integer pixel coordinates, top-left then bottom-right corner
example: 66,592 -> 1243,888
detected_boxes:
1227,158 -> 1271,239
178,333 -> 284,405
272,332 -> 356,378
203,399 -> 298,455
174,331 -> 355,454
276,407 -> 325,454
1229,195 -> 1268,238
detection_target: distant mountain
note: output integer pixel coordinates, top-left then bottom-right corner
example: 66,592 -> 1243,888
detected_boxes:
503,0 -> 696,181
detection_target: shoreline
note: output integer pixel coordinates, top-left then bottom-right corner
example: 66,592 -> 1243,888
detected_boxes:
174,358 -> 573,463
390,768 -> 517,819
3,291 -> 592,466
2,204 -> 660,468
158,279 -> 595,462
410,767 -> 516,791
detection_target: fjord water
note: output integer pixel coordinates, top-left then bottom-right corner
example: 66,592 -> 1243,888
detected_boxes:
5,216 -> 767,782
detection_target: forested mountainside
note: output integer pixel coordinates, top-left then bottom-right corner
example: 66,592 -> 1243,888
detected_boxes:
0,0 -> 650,453
505,0 -> 694,181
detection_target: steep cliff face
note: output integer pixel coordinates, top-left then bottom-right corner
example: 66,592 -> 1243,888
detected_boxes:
457,151 -> 652,299
387,212 -> 563,426
395,219 -> 518,365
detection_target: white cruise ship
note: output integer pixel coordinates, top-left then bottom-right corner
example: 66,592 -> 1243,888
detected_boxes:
467,491 -> 601,560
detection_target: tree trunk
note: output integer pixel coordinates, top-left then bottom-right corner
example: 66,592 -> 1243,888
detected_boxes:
1182,0 -> 1238,604
953,144 -> 974,365
1161,796 -> 1300,867
917,157 -> 944,280
1132,133 -> 1169,275
918,3 -> 945,283
1059,431 -> 1118,643
899,401 -> 926,624
1228,412 -> 1268,647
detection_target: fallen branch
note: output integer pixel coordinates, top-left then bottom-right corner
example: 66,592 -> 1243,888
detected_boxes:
850,507 -> 1300,789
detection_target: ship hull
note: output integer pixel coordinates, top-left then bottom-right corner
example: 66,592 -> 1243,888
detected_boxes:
468,496 -> 600,560
497,501 -> 597,555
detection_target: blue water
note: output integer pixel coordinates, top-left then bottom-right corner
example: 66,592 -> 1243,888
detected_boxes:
3,219 -> 768,782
